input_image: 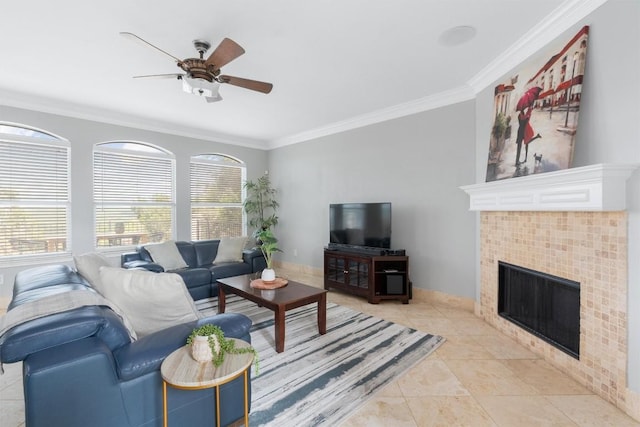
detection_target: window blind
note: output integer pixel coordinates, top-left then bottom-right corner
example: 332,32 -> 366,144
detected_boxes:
94,144 -> 175,247
0,139 -> 69,256
190,156 -> 244,240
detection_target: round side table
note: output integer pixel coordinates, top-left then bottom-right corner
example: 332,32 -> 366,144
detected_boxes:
161,338 -> 254,426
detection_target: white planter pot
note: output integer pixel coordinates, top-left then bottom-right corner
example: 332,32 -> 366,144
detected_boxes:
190,335 -> 220,363
261,268 -> 276,282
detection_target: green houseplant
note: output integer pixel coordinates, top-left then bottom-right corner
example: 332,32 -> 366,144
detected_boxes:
255,228 -> 282,282
186,324 -> 259,374
243,175 -> 279,233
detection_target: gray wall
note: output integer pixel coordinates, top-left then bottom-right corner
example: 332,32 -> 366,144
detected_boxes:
0,105 -> 268,298
268,101 -> 477,299
473,0 -> 640,392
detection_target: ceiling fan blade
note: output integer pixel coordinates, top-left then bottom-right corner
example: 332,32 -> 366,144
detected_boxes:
120,32 -> 182,63
219,75 -> 273,94
132,73 -> 184,79
205,38 -> 245,71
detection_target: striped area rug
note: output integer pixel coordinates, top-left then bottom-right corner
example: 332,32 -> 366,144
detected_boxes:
195,296 -> 444,426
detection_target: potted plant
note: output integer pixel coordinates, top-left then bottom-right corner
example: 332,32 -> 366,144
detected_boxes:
255,228 -> 282,282
186,324 -> 259,374
243,175 -> 279,233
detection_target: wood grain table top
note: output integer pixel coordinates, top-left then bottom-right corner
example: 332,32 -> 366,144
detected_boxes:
161,338 -> 253,389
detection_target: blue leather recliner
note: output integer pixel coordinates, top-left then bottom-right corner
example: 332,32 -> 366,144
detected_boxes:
0,264 -> 252,427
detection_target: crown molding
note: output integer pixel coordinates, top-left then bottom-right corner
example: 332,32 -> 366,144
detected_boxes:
268,85 -> 475,149
466,0 -> 609,93
0,88 -> 268,150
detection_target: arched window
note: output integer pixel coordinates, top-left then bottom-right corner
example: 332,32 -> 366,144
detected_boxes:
94,141 -> 175,248
0,123 -> 70,258
190,154 -> 246,240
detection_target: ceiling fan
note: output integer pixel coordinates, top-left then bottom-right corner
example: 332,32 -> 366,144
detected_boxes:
120,32 -> 273,102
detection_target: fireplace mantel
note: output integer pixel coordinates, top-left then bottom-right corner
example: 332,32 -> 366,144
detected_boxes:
460,163 -> 638,211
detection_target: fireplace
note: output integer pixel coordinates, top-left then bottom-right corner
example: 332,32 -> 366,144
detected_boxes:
498,261 -> 580,359
479,211 -> 629,415
461,164 -> 639,421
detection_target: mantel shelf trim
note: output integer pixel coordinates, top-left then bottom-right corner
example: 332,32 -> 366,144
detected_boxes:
460,164 -> 639,211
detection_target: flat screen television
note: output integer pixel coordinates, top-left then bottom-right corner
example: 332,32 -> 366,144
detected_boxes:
329,202 -> 391,249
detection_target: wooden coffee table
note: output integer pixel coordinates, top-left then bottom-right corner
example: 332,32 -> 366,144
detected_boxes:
217,274 -> 327,353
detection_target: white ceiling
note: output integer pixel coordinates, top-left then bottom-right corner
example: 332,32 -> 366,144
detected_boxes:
0,0 -> 603,149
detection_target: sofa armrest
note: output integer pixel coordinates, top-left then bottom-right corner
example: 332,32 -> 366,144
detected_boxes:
0,306 -> 131,364
13,264 -> 88,296
121,251 -> 142,264
121,252 -> 165,272
122,259 -> 164,272
243,248 -> 267,272
114,313 -> 252,381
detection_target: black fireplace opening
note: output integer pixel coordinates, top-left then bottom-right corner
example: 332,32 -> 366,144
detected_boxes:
498,261 -> 580,359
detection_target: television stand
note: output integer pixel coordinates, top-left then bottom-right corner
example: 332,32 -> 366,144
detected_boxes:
327,245 -> 386,257
323,248 -> 410,304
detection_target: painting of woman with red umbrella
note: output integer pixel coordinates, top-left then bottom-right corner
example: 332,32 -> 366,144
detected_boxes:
514,87 -> 542,166
485,25 -> 589,182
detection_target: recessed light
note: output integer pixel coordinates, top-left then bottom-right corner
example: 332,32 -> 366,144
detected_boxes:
438,25 -> 477,47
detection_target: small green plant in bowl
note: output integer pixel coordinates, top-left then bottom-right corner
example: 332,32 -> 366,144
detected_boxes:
186,324 -> 259,374
255,228 -> 282,282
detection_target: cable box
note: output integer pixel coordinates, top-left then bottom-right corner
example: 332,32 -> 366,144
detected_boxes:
383,249 -> 406,256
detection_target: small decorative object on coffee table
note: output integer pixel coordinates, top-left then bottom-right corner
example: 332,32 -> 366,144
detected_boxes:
217,274 -> 327,353
255,228 -> 281,282
161,338 -> 254,427
250,277 -> 288,289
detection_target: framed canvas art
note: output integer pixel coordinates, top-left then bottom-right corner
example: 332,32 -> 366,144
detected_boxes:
486,26 -> 589,182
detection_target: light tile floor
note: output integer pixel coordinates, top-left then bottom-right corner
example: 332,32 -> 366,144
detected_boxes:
1,268 -> 639,427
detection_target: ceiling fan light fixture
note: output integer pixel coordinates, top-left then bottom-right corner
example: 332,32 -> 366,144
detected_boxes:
182,76 -> 221,101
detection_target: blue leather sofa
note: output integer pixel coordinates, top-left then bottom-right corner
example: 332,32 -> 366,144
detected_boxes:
0,264 -> 253,427
122,239 -> 266,300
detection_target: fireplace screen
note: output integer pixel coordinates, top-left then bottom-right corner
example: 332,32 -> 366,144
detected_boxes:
498,261 -> 580,359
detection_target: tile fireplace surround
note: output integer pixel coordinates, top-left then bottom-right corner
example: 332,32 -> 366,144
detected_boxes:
462,164 -> 640,421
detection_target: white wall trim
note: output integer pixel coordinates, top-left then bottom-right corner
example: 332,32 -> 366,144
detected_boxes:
466,0 -> 609,93
268,85 -> 475,149
460,164 -> 639,211
0,89 -> 267,150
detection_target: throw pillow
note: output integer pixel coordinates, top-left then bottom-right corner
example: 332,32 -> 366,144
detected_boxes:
99,267 -> 200,338
145,240 -> 188,270
73,252 -> 113,294
213,236 -> 248,263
